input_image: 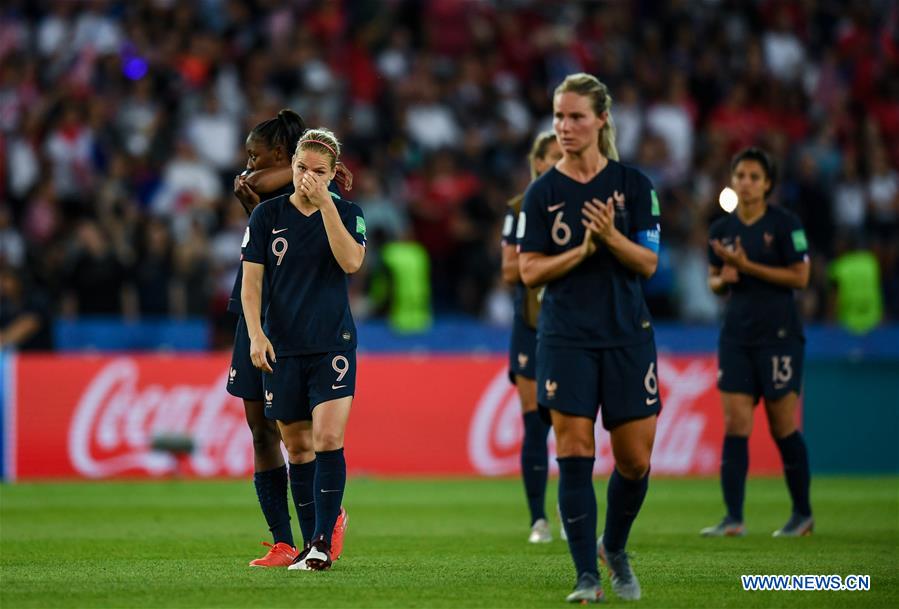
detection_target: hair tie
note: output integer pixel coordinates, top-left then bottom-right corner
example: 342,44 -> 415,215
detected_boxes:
302,139 -> 337,158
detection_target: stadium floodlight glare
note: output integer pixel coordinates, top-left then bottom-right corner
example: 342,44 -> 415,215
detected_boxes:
719,187 -> 738,212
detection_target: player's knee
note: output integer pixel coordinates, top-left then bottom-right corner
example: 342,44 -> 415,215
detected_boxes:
723,412 -> 752,435
313,429 -> 344,452
519,396 -> 538,413
555,436 -> 594,458
767,418 -> 796,440
615,456 -> 651,480
285,447 -> 314,463
248,419 -> 280,453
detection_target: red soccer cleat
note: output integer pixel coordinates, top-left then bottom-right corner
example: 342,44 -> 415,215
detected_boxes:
331,506 -> 348,559
249,541 -> 299,567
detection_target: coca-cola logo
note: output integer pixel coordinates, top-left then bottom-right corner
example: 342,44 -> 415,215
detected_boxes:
69,359 -> 252,478
467,356 -> 720,476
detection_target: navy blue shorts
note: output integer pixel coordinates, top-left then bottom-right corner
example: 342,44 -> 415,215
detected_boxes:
263,350 -> 356,422
508,315 -> 537,383
536,340 -> 662,430
226,315 -> 265,401
718,340 -> 804,403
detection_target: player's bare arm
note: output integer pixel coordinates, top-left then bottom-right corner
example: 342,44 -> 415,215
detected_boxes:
233,174 -> 261,214
501,244 -> 522,285
708,264 -> 740,294
582,197 -> 658,278
519,230 -> 595,288
711,237 -> 809,289
244,166 -> 292,195
240,260 -> 275,373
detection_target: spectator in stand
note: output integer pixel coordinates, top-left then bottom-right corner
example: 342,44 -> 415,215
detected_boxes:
832,152 -> 868,243
0,266 -> 53,351
133,218 -> 176,316
61,220 -> 135,317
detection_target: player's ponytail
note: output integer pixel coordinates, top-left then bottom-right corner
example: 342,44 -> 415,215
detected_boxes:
250,108 -> 307,154
554,73 -> 619,161
296,128 -> 341,169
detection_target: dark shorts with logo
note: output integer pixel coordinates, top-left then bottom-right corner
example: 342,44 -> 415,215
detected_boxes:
226,315 -> 265,401
263,349 -> 356,422
717,339 -> 804,403
536,339 -> 661,430
508,315 -> 537,383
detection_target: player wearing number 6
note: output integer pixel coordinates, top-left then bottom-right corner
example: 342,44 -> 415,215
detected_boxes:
518,73 -> 662,603
241,128 -> 366,571
703,147 -> 814,539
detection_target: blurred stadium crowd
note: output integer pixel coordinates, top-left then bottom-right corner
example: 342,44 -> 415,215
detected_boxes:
0,0 -> 897,349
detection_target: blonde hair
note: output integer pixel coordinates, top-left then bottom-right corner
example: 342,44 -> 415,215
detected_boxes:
295,127 -> 341,168
554,73 -> 619,161
528,131 -> 558,180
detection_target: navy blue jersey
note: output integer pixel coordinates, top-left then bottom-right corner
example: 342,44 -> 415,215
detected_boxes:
518,161 -> 661,348
228,182 -> 341,315
242,193 -> 366,355
708,205 -> 808,345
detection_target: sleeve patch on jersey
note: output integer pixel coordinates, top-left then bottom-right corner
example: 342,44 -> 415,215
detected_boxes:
241,227 -> 250,248
791,229 -> 808,252
516,211 -> 526,240
502,214 -> 514,237
650,190 -> 660,217
636,226 -> 660,253
356,216 -> 366,236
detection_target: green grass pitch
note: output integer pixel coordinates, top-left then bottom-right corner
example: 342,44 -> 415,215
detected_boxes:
2,477 -> 896,608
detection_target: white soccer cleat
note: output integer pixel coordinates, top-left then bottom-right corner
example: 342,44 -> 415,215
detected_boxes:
287,543 -> 313,571
528,518 -> 552,543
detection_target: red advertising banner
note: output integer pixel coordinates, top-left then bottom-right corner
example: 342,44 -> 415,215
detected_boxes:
7,353 -> 783,480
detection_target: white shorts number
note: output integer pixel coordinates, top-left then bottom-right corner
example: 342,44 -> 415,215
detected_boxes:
644,361 -> 658,395
332,355 -> 349,382
771,356 -> 793,385
272,237 -> 288,266
551,211 -> 572,246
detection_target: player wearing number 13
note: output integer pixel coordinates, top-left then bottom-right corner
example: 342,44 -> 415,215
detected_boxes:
519,73 -> 662,603
703,147 -> 814,539
242,128 -> 366,571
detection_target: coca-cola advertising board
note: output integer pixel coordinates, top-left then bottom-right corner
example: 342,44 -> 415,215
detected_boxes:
4,353 -> 782,480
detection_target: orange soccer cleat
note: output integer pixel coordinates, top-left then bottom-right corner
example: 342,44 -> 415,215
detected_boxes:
249,541 -> 299,567
330,506 -> 348,560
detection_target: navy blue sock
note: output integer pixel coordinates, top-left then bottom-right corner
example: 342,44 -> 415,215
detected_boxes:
312,448 -> 346,544
721,435 -> 748,522
253,465 -> 294,547
288,460 -> 317,545
558,456 -> 598,578
602,468 -> 649,554
775,431 -> 812,517
521,411 -> 550,524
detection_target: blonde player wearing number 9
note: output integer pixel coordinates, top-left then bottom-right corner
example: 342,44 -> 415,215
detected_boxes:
241,128 -> 367,572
